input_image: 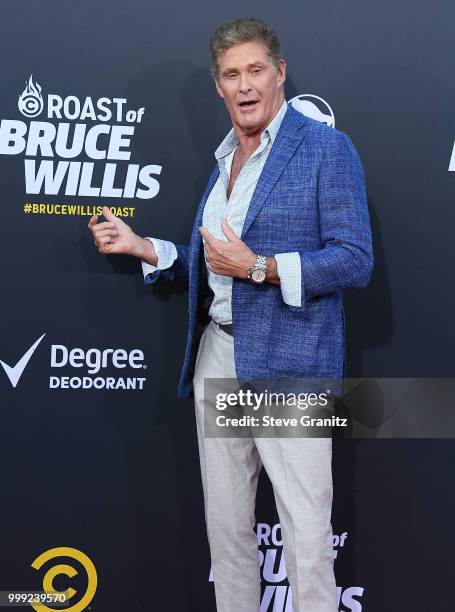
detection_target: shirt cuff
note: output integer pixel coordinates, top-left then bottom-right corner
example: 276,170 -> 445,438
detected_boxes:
141,238 -> 178,278
275,252 -> 302,307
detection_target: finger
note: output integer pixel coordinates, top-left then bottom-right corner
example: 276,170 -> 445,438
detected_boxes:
99,242 -> 112,253
200,228 -> 226,255
203,242 -> 213,258
199,226 -> 215,244
92,221 -> 116,234
221,217 -> 239,242
102,206 -> 118,223
97,235 -> 113,248
94,234 -> 115,247
94,228 -> 118,240
88,215 -> 98,229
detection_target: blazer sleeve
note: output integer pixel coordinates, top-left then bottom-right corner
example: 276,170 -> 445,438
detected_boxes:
290,129 -> 373,311
144,244 -> 190,285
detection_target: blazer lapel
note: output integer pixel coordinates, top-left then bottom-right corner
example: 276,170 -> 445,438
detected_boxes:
241,105 -> 308,239
188,164 -> 220,290
191,164 -> 220,243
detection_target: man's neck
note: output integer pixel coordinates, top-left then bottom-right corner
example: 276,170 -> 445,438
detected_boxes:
234,95 -> 284,158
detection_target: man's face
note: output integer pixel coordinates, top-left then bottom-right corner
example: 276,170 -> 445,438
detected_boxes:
214,40 -> 286,136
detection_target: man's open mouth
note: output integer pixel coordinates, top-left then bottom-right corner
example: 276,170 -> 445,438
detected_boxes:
238,100 -> 259,108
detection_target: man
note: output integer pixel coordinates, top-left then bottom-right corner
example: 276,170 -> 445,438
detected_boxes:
89,18 -> 373,612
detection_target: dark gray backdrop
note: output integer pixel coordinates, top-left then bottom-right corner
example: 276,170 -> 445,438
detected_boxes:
0,1 -> 454,610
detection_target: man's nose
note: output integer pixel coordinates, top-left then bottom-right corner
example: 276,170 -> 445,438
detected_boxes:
238,73 -> 252,94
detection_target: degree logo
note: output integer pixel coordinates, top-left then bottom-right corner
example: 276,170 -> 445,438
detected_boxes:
0,333 -> 147,391
0,333 -> 46,388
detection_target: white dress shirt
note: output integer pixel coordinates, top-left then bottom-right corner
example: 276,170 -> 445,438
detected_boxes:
142,100 -> 302,321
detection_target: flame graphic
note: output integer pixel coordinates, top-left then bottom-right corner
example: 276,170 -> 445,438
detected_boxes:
18,74 -> 44,117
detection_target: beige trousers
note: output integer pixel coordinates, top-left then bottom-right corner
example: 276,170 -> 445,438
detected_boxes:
193,320 -> 337,612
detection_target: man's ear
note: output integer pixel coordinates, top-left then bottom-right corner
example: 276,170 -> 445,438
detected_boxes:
214,78 -> 224,99
276,58 -> 287,88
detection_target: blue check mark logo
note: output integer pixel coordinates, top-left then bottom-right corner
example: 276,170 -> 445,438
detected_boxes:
0,333 -> 46,388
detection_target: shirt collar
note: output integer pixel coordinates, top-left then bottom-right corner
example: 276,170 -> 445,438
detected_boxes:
214,99 -> 288,161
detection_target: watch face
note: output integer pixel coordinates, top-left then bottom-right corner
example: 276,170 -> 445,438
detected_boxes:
252,269 -> 266,283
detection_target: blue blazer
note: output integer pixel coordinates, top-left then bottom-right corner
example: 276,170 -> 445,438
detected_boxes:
146,104 -> 373,399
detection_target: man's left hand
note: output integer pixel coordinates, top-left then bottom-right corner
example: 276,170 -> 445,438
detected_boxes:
199,218 -> 256,279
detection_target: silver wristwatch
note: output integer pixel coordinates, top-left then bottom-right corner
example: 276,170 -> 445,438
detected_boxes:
248,254 -> 267,284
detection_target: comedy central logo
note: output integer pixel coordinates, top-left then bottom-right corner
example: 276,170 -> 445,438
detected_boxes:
289,94 -> 335,128
30,546 -> 97,612
18,75 -> 44,118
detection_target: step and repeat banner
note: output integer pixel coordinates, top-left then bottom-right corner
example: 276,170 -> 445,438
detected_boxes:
0,1 -> 454,611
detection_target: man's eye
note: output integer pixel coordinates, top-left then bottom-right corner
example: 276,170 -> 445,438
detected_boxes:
252,69 -> 261,74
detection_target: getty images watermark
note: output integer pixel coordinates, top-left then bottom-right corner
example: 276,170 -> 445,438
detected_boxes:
202,378 -> 455,438
213,387 -> 346,436
203,378 -> 344,438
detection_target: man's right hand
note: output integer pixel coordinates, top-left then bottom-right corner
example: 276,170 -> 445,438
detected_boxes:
88,206 -> 158,265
